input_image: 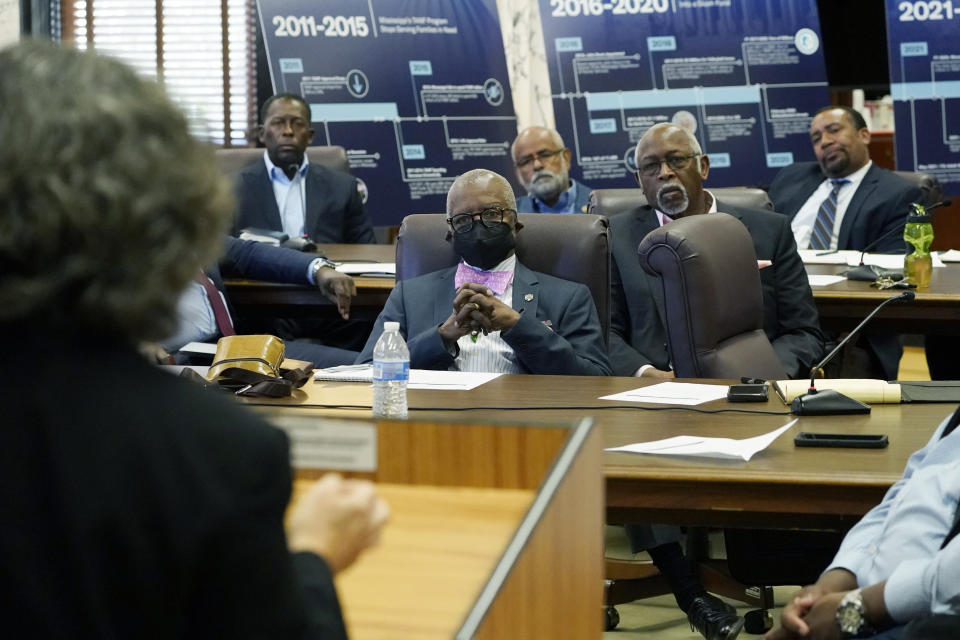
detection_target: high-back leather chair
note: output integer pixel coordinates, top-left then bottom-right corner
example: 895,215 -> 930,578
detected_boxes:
893,170 -> 944,208
637,212 -> 787,380
213,145 -> 350,175
395,213 -> 611,343
588,187 -> 773,218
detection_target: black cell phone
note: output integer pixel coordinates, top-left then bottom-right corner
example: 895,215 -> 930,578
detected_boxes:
794,432 -> 889,448
727,383 -> 768,402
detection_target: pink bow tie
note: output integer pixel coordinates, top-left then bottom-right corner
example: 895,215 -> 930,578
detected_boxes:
454,262 -> 513,296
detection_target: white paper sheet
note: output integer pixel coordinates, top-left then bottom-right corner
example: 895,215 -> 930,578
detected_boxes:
807,274 -> 846,287
181,341 -> 217,355
314,366 -> 501,390
798,249 -> 855,265
335,262 -> 396,276
599,382 -> 730,406
938,249 -> 960,262
606,420 -> 798,461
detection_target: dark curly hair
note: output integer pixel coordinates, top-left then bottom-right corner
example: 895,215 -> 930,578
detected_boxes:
0,41 -> 234,343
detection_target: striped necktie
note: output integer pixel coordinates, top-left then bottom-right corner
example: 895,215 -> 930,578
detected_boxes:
808,178 -> 849,250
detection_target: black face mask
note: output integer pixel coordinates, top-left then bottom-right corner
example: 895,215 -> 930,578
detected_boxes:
452,222 -> 516,270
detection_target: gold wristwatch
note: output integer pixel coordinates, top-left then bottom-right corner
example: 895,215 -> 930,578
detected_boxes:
836,588 -> 876,638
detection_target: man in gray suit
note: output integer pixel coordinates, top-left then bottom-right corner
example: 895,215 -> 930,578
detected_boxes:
607,123 -> 824,640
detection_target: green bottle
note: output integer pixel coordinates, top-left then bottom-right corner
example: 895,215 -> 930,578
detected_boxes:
903,202 -> 934,288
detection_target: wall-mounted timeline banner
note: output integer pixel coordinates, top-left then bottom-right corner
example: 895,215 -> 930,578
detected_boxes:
537,0 -> 828,189
886,0 -> 960,196
257,0 -> 518,225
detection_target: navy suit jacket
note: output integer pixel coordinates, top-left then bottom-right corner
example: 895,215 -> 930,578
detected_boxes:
608,201 -> 824,379
768,162 -> 923,253
356,262 -> 612,376
231,160 -> 376,244
515,178 -> 593,214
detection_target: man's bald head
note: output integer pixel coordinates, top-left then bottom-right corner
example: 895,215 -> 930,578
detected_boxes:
511,126 -> 565,159
447,169 -> 516,214
633,123 -> 709,218
511,126 -> 573,207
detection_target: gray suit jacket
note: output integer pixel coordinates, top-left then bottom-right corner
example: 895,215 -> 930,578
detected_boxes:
231,160 -> 375,244
608,201 -> 824,379
357,262 -> 612,376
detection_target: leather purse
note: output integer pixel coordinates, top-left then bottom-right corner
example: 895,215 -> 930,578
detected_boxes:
196,335 -> 313,397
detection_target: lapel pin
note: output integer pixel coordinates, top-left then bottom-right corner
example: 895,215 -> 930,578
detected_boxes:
524,293 -> 534,301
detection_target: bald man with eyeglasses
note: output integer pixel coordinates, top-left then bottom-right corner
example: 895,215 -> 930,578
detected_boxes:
512,126 -> 594,213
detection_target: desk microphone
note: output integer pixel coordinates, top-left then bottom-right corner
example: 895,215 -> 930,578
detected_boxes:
791,290 -> 915,415
847,200 -> 952,281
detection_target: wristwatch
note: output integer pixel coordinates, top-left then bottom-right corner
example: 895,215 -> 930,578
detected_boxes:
836,588 -> 877,638
311,257 -> 337,282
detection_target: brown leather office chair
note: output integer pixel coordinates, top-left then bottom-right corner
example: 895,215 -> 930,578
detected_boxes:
588,187 -> 773,218
395,213 -> 611,344
638,213 -> 787,380
213,145 -> 351,175
893,170 -> 944,208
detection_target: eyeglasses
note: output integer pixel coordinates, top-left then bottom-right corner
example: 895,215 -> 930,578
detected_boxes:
636,154 -> 700,177
446,206 -> 516,234
515,148 -> 564,169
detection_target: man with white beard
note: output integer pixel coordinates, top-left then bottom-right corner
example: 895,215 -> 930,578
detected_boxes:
606,123 -> 824,640
512,126 -> 593,213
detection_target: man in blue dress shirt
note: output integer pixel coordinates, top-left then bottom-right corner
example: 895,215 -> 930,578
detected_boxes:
766,407 -> 960,640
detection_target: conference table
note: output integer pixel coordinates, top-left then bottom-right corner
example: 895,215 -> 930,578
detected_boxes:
247,373 -> 952,531
225,243 -> 960,334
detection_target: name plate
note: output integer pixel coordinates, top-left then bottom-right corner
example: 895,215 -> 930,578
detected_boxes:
269,416 -> 377,472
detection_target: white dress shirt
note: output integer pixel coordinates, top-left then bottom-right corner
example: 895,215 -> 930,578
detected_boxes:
453,254 -> 524,374
791,160 -> 872,251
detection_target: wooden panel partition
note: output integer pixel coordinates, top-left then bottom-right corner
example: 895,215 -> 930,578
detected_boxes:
266,414 -> 603,640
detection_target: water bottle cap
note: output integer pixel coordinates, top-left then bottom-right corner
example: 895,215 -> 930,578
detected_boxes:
384,321 -> 400,332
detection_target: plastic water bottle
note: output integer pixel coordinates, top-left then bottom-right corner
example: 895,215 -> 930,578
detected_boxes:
372,321 -> 409,419
904,203 -> 934,288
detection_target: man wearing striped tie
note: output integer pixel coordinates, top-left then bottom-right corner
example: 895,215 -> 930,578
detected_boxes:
356,169 -> 611,376
768,106 -> 923,380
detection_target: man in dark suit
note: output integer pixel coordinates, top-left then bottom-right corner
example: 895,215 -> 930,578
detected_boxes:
357,169 -> 611,376
608,123 -> 824,640
0,41 -> 387,639
231,93 -> 375,244
768,106 -> 923,380
160,236 -> 359,367
512,126 -> 593,214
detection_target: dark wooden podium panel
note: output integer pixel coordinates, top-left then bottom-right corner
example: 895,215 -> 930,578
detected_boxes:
262,414 -> 603,640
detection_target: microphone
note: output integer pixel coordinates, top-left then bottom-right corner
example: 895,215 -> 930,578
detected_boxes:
791,290 -> 915,415
847,200 -> 952,281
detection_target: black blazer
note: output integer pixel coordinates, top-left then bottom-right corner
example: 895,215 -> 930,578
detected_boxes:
608,201 -> 825,379
1,329 -> 347,639
768,162 -> 923,253
232,160 -> 376,244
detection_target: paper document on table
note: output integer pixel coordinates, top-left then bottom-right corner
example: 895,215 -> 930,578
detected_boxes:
599,382 -> 729,406
314,366 -> 500,390
798,249 -> 854,265
335,262 -> 395,276
854,253 -> 945,269
938,249 -> 960,262
808,274 -> 846,287
180,341 -> 217,355
606,420 -> 797,461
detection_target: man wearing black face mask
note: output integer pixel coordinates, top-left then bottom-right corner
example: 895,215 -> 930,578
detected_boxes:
356,169 -> 611,375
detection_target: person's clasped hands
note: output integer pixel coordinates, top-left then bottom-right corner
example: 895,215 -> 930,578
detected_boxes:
438,282 -> 521,343
286,473 -> 390,574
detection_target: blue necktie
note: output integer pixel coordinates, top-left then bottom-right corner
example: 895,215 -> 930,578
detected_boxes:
809,179 -> 848,250
281,171 -> 305,238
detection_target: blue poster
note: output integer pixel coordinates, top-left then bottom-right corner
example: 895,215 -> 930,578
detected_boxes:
885,0 -> 960,196
257,0 -> 518,225
536,0 -> 828,188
